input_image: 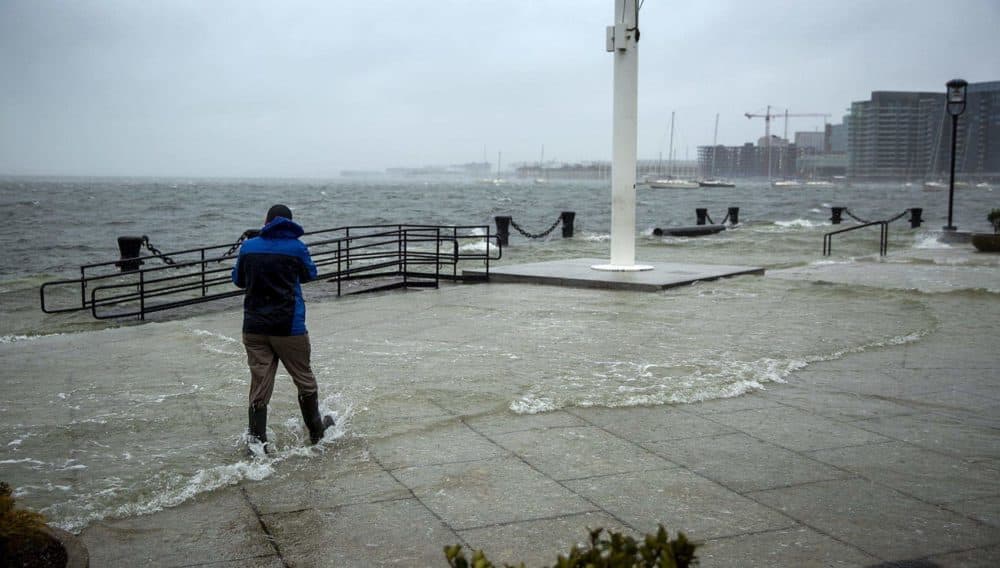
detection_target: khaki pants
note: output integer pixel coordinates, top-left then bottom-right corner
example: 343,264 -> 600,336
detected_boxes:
243,333 -> 318,408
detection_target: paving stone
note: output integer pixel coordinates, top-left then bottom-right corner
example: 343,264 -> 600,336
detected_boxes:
266,499 -> 459,567
80,489 -> 273,567
764,386 -> 919,422
458,512 -> 631,567
564,468 -> 793,541
648,432 -> 852,493
809,441 -> 1000,505
570,405 -> 736,443
393,456 -> 596,530
178,557 -> 285,568
946,496 -> 1000,528
490,425 -> 674,481
367,419 -> 506,470
749,478 -> 1000,561
244,448 -> 411,514
925,544 -> 1000,567
793,367 -> 940,399
677,392 -> 785,415
464,409 -> 586,436
706,405 -> 892,452
698,525 -> 878,567
852,412 -> 1000,462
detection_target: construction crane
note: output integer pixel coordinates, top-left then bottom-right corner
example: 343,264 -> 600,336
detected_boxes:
745,106 -> 832,182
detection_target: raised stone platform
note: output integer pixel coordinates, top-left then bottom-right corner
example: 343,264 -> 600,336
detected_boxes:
464,258 -> 764,292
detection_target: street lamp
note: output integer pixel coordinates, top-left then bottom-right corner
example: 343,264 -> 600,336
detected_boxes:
943,78 -> 968,232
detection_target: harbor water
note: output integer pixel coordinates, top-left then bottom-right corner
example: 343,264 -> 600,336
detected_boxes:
1,176 -> 998,532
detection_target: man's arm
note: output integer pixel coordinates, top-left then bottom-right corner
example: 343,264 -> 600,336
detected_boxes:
232,254 -> 246,288
299,243 -> 318,283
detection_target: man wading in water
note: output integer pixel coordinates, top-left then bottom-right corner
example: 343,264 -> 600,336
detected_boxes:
232,204 -> 333,454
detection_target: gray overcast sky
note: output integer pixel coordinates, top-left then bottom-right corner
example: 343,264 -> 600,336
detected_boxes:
2,0 -> 998,178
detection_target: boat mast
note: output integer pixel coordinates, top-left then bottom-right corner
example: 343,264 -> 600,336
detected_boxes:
668,111 -> 675,177
712,113 -> 719,178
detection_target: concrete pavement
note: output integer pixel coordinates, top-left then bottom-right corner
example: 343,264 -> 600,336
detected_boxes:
78,267 -> 1000,567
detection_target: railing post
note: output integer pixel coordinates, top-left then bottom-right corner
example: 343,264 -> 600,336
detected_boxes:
401,228 -> 408,287
909,207 -> 923,228
494,215 -> 512,246
200,249 -> 206,297
696,208 -> 708,225
435,227 -> 441,289
560,211 -> 576,238
336,240 -> 342,297
345,227 -> 351,271
138,269 -> 145,321
80,266 -> 87,309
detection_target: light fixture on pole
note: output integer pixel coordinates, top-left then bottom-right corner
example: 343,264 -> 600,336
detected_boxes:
943,78 -> 967,232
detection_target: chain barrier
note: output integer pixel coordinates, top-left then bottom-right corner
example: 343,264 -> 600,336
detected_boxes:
510,217 -> 562,239
141,235 -> 176,265
844,208 -> 910,225
703,212 -> 715,224
218,230 -> 258,261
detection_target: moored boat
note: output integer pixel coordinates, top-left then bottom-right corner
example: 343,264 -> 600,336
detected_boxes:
698,179 -> 736,188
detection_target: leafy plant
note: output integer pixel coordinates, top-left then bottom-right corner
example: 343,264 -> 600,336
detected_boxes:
1,481 -> 49,553
444,524 -> 698,568
988,209 -> 1000,234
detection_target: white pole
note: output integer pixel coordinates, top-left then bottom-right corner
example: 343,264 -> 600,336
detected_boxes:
595,0 -> 651,271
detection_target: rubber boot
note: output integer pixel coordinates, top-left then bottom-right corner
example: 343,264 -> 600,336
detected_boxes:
247,404 -> 271,455
298,392 -> 334,445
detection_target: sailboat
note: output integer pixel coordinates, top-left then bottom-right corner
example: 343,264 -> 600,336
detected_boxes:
698,113 -> 736,188
534,145 -> 547,184
648,111 -> 699,189
481,151 -> 505,185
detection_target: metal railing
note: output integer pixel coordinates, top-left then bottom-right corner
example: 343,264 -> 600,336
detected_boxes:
822,221 -> 888,257
40,224 -> 500,320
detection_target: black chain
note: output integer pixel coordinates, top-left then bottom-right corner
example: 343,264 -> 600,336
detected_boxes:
219,230 -> 258,261
843,209 -> 871,224
141,236 -> 176,265
704,213 -> 715,224
509,217 -> 562,239
720,211 -> 731,225
844,208 -> 910,225
885,209 -> 910,224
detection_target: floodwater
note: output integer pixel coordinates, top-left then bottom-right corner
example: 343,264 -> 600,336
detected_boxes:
1,176 -> 998,531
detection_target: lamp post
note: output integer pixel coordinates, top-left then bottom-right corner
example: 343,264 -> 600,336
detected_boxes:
943,78 -> 968,232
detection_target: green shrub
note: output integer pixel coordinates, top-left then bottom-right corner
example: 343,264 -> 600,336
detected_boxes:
988,209 -> 1000,234
1,482 -> 50,555
444,524 -> 698,568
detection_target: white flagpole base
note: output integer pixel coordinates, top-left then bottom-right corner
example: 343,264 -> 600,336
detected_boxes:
591,264 -> 654,272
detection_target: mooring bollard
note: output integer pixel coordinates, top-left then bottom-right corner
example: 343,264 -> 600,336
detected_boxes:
830,207 -> 845,225
909,208 -> 923,228
727,207 -> 740,225
560,211 -> 576,238
695,208 -> 708,225
494,215 -> 512,246
116,235 -> 145,272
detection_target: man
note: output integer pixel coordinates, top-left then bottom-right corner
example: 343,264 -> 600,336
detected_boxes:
231,204 -> 333,453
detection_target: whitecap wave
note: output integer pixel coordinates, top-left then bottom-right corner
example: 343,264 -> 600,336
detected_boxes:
913,235 -> 952,249
774,219 -> 824,229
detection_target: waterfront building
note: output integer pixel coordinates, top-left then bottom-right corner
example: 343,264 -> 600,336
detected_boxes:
847,91 -> 943,180
697,140 -> 798,179
847,81 -> 999,181
795,131 -> 826,154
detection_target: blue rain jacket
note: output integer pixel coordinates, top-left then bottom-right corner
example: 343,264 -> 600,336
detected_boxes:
231,217 -> 318,336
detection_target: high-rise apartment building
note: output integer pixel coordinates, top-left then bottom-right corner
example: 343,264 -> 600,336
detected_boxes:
847,91 -> 943,180
848,81 -> 999,181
